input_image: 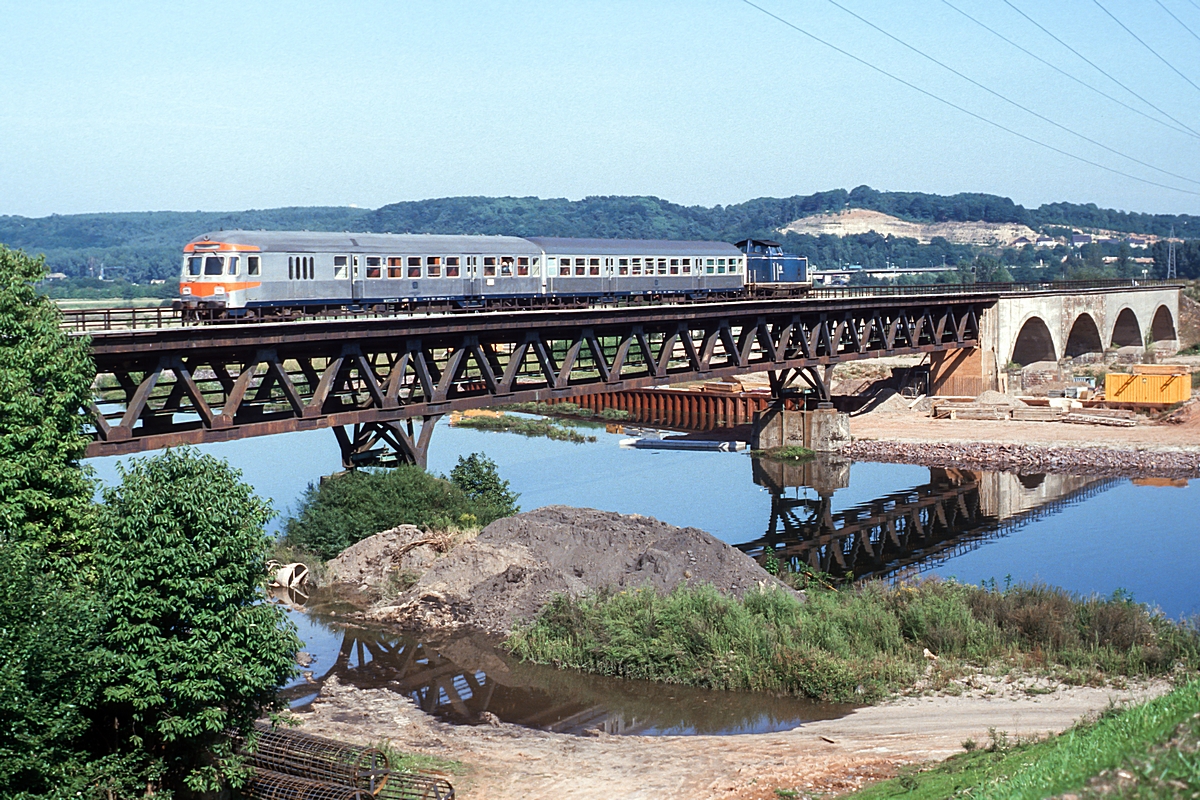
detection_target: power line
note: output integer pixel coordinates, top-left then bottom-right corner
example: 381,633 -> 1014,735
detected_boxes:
1092,0 -> 1200,95
938,0 -> 1199,140
1001,0 -> 1200,139
735,0 -> 1200,196
1153,0 -> 1200,45
822,0 -> 1200,186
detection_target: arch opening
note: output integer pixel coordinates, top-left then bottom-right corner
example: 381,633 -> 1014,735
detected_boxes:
1064,313 -> 1103,358
1111,308 -> 1143,348
1010,316 -> 1056,366
1151,305 -> 1177,343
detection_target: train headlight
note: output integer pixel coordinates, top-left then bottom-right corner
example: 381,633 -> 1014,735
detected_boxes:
181,286 -> 192,295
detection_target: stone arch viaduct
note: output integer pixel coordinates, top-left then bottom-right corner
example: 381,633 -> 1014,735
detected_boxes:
930,285 -> 1180,396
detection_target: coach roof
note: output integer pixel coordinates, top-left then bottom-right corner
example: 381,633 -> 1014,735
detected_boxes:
189,231 -> 541,254
525,237 -> 742,256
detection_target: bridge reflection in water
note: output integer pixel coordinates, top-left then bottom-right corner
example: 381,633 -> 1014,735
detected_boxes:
737,456 -> 1119,582
278,613 -> 850,736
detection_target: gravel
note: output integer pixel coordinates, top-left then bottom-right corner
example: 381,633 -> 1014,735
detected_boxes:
842,440 -> 1200,478
368,506 -> 791,634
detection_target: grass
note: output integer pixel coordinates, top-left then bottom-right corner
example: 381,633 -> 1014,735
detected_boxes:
751,445 -> 816,461
454,412 -> 597,443
844,679 -> 1200,800
506,581 -> 1200,704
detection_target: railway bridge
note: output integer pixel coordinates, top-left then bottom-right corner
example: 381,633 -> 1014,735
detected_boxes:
74,281 -> 1180,467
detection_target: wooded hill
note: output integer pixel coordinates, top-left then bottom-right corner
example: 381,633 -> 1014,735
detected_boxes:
4,186 -> 1197,284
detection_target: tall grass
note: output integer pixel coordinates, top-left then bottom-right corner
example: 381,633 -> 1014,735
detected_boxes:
506,581 -> 1200,703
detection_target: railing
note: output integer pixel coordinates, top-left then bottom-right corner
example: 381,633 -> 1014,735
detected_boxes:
810,278 -> 1178,299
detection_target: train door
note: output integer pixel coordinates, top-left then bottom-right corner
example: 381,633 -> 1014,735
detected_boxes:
464,255 -> 482,298
603,257 -> 616,295
350,255 -> 364,301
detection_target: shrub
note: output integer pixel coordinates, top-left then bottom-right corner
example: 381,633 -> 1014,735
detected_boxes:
450,453 -> 520,519
284,464 -> 514,559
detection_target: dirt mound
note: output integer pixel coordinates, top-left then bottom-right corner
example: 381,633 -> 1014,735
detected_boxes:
325,524 -> 459,588
856,388 -> 914,415
976,390 -> 1027,407
369,506 -> 791,634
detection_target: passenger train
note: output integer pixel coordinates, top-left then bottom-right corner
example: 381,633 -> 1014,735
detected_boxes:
177,231 -> 806,317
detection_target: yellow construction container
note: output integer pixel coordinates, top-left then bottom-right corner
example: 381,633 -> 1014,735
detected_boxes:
1105,366 -> 1190,406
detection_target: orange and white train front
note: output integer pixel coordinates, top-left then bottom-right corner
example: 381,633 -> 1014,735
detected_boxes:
178,239 -> 262,310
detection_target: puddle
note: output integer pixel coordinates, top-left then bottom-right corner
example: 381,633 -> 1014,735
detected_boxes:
278,590 -> 853,736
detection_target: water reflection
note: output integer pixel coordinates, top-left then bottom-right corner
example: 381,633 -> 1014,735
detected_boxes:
737,455 -> 1120,582
281,601 -> 852,736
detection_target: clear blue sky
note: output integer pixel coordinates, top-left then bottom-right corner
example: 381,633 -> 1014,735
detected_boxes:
3,0 -> 1200,217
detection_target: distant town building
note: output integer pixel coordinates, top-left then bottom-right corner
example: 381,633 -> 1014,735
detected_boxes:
1035,236 -> 1057,247
44,272 -> 68,280
1011,236 -> 1032,246
1071,234 -> 1092,247
1124,236 -> 1148,249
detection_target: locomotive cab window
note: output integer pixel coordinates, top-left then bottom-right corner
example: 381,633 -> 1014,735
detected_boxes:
185,256 -> 202,276
333,255 -> 349,279
388,257 -> 403,278
204,256 -> 224,276
227,256 -> 239,276
248,256 -> 260,276
445,256 -> 460,277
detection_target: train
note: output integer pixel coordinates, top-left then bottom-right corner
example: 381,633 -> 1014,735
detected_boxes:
176,231 -> 808,317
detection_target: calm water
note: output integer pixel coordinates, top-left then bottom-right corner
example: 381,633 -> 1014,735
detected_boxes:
88,417 -> 1200,734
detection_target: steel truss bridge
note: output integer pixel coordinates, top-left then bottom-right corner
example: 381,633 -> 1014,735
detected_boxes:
84,294 -> 988,465
736,469 -> 1120,582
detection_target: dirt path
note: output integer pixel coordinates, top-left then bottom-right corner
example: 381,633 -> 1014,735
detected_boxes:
295,676 -> 1167,800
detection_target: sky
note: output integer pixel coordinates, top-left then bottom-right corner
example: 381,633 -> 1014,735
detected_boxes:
3,0 -> 1200,218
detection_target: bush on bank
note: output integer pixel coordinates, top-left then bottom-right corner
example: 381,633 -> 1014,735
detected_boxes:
283,455 -> 519,560
506,580 -> 1200,703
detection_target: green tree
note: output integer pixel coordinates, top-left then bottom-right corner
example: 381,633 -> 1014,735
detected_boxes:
92,447 -> 300,795
0,245 -> 102,799
450,452 -> 520,519
0,245 -> 96,563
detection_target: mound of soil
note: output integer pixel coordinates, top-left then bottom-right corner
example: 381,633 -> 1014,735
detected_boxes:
976,390 -> 1027,407
856,388 -> 914,415
325,524 -> 456,588
368,506 -> 791,634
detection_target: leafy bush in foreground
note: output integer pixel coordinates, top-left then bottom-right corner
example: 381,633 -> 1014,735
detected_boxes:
284,460 -> 517,560
507,581 -> 1200,703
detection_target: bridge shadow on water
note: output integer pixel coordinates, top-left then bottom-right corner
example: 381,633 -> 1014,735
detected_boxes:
279,601 -> 853,736
737,455 -> 1120,583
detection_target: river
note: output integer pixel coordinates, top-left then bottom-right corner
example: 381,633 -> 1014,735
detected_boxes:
88,418 -> 1200,734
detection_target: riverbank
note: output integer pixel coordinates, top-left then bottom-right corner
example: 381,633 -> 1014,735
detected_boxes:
292,672 -> 1171,800
847,413 -> 1200,477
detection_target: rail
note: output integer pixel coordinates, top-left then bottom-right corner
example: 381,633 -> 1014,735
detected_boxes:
57,278 -> 1178,332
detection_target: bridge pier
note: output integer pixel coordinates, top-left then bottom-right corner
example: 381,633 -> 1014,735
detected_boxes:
333,415 -> 443,470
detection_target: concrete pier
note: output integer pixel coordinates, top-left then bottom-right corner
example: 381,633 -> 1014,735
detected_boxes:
751,407 -> 850,452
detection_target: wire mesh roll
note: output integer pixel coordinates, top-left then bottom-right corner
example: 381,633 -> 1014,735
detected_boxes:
375,773 -> 455,800
244,723 -> 391,794
241,768 -> 373,800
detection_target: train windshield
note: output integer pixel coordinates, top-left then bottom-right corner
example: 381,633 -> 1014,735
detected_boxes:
184,256 -> 202,276
203,256 -> 225,275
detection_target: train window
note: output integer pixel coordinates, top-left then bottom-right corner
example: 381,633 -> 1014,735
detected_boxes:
186,256 -> 202,276
717,258 -> 726,274
483,256 -> 496,277
367,262 -> 382,279
530,256 -> 539,276
657,258 -> 667,275
500,256 -> 513,277
682,257 -> 691,274
203,256 -> 223,276
426,256 -> 441,278
445,257 -> 460,277
333,255 -> 349,279
366,257 -> 383,268
705,258 -> 715,274
574,258 -> 585,276
630,257 -> 641,276
618,258 -> 629,276
669,258 -> 680,275
247,256 -> 260,276
587,257 -> 599,276
227,256 -> 239,276
288,257 -> 294,280
387,257 -> 403,278
558,258 -> 571,277
516,256 -> 529,276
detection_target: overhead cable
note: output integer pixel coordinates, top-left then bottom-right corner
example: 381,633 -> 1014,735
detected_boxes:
1001,0 -> 1200,139
822,0 -> 1200,186
735,0 -> 1200,196
1153,0 -> 1200,45
1092,0 -> 1200,95
938,0 -> 1198,140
